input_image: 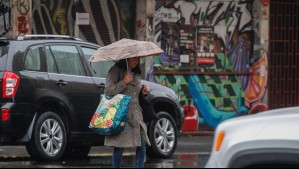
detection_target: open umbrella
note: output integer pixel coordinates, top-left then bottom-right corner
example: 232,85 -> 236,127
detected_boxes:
89,38 -> 164,63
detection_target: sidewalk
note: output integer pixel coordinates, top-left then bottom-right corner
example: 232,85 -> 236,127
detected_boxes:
89,135 -> 215,156
0,136 -> 215,158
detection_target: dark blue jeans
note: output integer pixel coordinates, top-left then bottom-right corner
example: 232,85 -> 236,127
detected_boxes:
112,139 -> 146,168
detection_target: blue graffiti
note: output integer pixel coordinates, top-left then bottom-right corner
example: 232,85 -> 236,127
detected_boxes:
189,75 -> 248,128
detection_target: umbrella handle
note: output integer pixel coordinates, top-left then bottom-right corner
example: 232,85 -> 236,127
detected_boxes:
126,58 -> 129,71
126,59 -> 134,85
126,58 -> 132,73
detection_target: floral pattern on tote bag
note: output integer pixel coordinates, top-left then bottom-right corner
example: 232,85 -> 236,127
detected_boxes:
89,94 -> 132,135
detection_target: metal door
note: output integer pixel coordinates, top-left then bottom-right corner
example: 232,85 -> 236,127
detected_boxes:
269,0 -> 299,109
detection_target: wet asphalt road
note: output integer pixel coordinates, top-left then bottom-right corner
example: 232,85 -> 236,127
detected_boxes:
0,136 -> 214,168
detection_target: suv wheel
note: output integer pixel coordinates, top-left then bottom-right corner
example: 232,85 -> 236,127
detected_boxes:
147,111 -> 178,159
26,112 -> 67,161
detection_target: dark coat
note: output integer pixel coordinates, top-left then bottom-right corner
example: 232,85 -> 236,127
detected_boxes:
104,66 -> 150,148
139,91 -> 158,123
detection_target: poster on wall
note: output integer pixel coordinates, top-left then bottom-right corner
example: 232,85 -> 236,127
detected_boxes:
76,13 -> 90,26
197,26 -> 215,66
160,22 -> 180,66
179,25 -> 196,70
160,23 -> 216,69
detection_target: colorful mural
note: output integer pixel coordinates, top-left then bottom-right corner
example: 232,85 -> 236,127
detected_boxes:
152,0 -> 269,131
31,0 -> 136,46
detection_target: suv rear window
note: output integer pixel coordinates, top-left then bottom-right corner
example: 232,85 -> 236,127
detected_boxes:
24,45 -> 42,71
0,41 -> 9,71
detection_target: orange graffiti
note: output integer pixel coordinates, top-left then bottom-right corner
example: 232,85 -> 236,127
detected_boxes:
17,15 -> 29,34
245,52 -> 268,103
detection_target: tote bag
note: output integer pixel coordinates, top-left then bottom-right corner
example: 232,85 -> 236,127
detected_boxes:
89,94 -> 132,135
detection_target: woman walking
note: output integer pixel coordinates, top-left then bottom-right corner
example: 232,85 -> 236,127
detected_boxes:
105,58 -> 151,168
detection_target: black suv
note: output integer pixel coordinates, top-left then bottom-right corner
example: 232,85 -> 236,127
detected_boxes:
0,35 -> 183,161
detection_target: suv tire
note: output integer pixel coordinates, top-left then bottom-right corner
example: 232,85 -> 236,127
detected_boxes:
26,112 -> 67,161
147,111 -> 178,159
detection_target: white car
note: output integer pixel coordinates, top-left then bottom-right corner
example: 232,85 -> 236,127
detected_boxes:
206,107 -> 299,168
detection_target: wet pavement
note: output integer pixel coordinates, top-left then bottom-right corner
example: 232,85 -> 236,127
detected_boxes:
0,155 -> 210,168
0,136 -> 214,168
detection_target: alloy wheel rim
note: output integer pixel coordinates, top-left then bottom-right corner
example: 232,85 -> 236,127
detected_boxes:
154,118 -> 175,154
40,119 -> 63,156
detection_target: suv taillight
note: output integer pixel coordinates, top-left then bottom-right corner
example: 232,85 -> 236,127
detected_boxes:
2,72 -> 20,98
1,109 -> 10,121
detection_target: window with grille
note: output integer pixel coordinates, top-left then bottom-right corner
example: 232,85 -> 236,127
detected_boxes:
269,0 -> 299,109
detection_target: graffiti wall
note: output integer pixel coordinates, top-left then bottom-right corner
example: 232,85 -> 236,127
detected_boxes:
31,0 -> 136,46
0,0 -> 12,37
32,0 -> 74,36
0,0 -> 31,38
152,0 -> 268,131
13,0 -> 31,36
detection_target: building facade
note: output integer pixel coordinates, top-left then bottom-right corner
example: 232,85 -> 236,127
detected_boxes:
0,0 -> 298,132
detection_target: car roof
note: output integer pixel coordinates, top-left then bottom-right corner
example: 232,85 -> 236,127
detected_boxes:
8,35 -> 100,48
254,107 -> 299,118
217,107 -> 299,130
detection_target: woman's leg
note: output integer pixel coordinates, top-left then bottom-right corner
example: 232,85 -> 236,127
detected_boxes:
135,139 -> 146,168
113,147 -> 125,168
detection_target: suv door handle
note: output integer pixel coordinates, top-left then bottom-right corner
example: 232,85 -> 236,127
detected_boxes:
97,83 -> 105,90
56,80 -> 68,87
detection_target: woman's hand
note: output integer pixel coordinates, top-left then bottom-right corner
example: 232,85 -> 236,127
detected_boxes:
142,85 -> 151,96
124,72 -> 133,84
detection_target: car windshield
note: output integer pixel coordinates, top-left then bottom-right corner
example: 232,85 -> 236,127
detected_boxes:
0,41 -> 9,71
81,47 -> 115,78
90,60 -> 115,78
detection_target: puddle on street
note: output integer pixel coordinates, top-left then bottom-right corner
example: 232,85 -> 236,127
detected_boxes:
145,154 -> 210,168
0,154 -> 209,168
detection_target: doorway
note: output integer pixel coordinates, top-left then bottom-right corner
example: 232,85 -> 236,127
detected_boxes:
269,0 -> 299,109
